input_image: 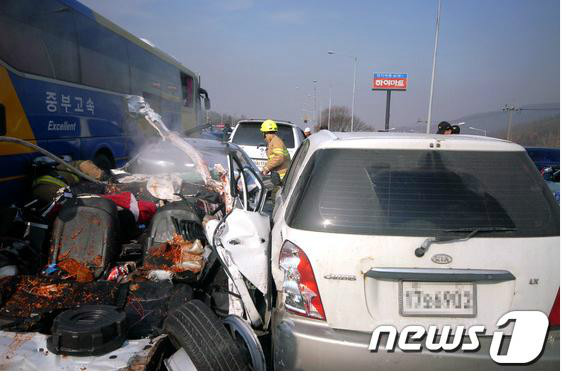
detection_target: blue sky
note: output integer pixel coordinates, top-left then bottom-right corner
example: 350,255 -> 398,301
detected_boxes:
80,0 -> 559,129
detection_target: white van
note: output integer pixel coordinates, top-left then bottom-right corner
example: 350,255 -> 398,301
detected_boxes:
229,120 -> 305,170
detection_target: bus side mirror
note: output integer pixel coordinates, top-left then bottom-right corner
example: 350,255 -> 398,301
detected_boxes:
199,88 -> 211,110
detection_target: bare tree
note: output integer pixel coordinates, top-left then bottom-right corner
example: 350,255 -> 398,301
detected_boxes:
316,106 -> 373,132
206,111 -> 248,126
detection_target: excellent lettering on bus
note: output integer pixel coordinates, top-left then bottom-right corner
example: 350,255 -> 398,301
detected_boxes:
48,120 -> 77,131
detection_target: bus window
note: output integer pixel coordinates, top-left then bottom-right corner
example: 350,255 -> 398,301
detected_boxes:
36,1 -> 80,83
0,104 -> 6,136
181,73 -> 194,108
0,0 -> 54,78
75,12 -> 130,93
162,64 -> 181,98
0,0 -> 79,83
129,43 -> 163,96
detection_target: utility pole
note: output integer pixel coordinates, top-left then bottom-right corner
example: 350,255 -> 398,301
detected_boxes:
328,84 -> 332,131
327,51 -> 357,132
426,0 -> 442,134
502,104 -> 520,141
351,57 -> 357,132
313,80 -> 318,129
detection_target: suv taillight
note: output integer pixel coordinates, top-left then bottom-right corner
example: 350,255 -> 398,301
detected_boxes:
549,289 -> 560,327
278,241 -> 326,321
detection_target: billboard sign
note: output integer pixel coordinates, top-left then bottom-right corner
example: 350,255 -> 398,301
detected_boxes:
372,73 -> 408,91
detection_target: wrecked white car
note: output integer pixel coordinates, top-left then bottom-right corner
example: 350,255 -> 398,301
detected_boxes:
0,97 -> 273,370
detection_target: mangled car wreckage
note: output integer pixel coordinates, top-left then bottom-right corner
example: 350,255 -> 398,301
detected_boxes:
0,96 -> 273,370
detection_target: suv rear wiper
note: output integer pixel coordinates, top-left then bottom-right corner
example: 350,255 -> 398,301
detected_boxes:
414,226 -> 517,257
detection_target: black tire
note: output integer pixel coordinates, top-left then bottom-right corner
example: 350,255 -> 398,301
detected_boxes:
164,300 -> 248,371
93,152 -> 114,171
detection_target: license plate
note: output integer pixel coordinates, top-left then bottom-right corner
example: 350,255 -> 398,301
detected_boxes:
400,281 -> 476,317
252,159 -> 267,168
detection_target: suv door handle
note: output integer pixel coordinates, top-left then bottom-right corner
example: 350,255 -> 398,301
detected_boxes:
365,267 -> 515,283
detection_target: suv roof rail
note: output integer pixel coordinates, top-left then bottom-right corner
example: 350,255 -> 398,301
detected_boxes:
237,119 -> 294,124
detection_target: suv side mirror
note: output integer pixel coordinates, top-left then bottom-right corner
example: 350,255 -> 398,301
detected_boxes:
242,167 -> 266,212
227,151 -> 267,212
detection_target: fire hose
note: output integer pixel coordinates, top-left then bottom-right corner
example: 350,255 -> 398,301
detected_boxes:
0,136 -> 105,185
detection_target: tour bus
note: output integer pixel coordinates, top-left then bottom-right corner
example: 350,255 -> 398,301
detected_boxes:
0,0 -> 210,205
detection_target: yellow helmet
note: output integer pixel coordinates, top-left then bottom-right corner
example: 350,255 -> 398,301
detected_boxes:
260,119 -> 278,133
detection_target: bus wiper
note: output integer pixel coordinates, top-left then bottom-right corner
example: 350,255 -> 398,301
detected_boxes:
414,226 -> 517,257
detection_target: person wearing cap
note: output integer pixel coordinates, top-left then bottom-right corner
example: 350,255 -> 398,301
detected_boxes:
436,121 -> 453,135
304,127 -> 312,138
259,119 -> 291,180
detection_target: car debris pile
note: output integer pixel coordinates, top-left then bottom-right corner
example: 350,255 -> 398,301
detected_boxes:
0,96 -> 258,370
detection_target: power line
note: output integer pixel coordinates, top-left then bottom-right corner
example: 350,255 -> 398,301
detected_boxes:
516,108 -> 559,111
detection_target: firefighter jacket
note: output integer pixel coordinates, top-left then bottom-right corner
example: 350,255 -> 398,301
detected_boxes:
32,160 -> 103,202
264,135 -> 291,179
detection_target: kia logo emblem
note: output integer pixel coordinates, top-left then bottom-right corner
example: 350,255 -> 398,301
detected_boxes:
431,254 -> 452,264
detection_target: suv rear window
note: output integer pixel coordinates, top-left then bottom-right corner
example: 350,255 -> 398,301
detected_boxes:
287,149 -> 559,237
232,122 -> 295,148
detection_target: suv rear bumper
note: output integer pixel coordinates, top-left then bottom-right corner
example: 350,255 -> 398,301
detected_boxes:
272,310 -> 560,371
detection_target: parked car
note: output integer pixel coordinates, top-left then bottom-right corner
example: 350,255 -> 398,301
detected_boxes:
209,131 -> 560,370
229,119 -> 305,170
525,147 -> 559,170
197,124 -> 233,142
525,147 -> 560,203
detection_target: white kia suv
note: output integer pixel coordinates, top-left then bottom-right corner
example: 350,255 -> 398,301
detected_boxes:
229,120 -> 305,171
268,131 -> 560,370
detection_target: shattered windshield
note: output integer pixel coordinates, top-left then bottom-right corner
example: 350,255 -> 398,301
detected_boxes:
125,139 -> 231,182
124,138 -> 258,183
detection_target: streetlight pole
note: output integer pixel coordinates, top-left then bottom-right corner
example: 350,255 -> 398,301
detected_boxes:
351,57 -> 357,132
468,126 -> 487,136
313,80 -> 318,129
426,0 -> 442,134
305,94 -> 314,126
328,84 -> 332,131
295,86 -> 301,125
328,51 -> 357,132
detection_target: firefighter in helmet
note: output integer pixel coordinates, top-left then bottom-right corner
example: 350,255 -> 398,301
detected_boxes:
260,119 -> 290,181
32,158 -> 106,203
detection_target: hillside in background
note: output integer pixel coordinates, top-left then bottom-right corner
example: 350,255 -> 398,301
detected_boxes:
400,103 -> 559,147
494,115 -> 559,147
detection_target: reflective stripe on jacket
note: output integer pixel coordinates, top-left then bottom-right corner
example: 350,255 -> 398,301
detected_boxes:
32,175 -> 68,189
265,135 -> 291,178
